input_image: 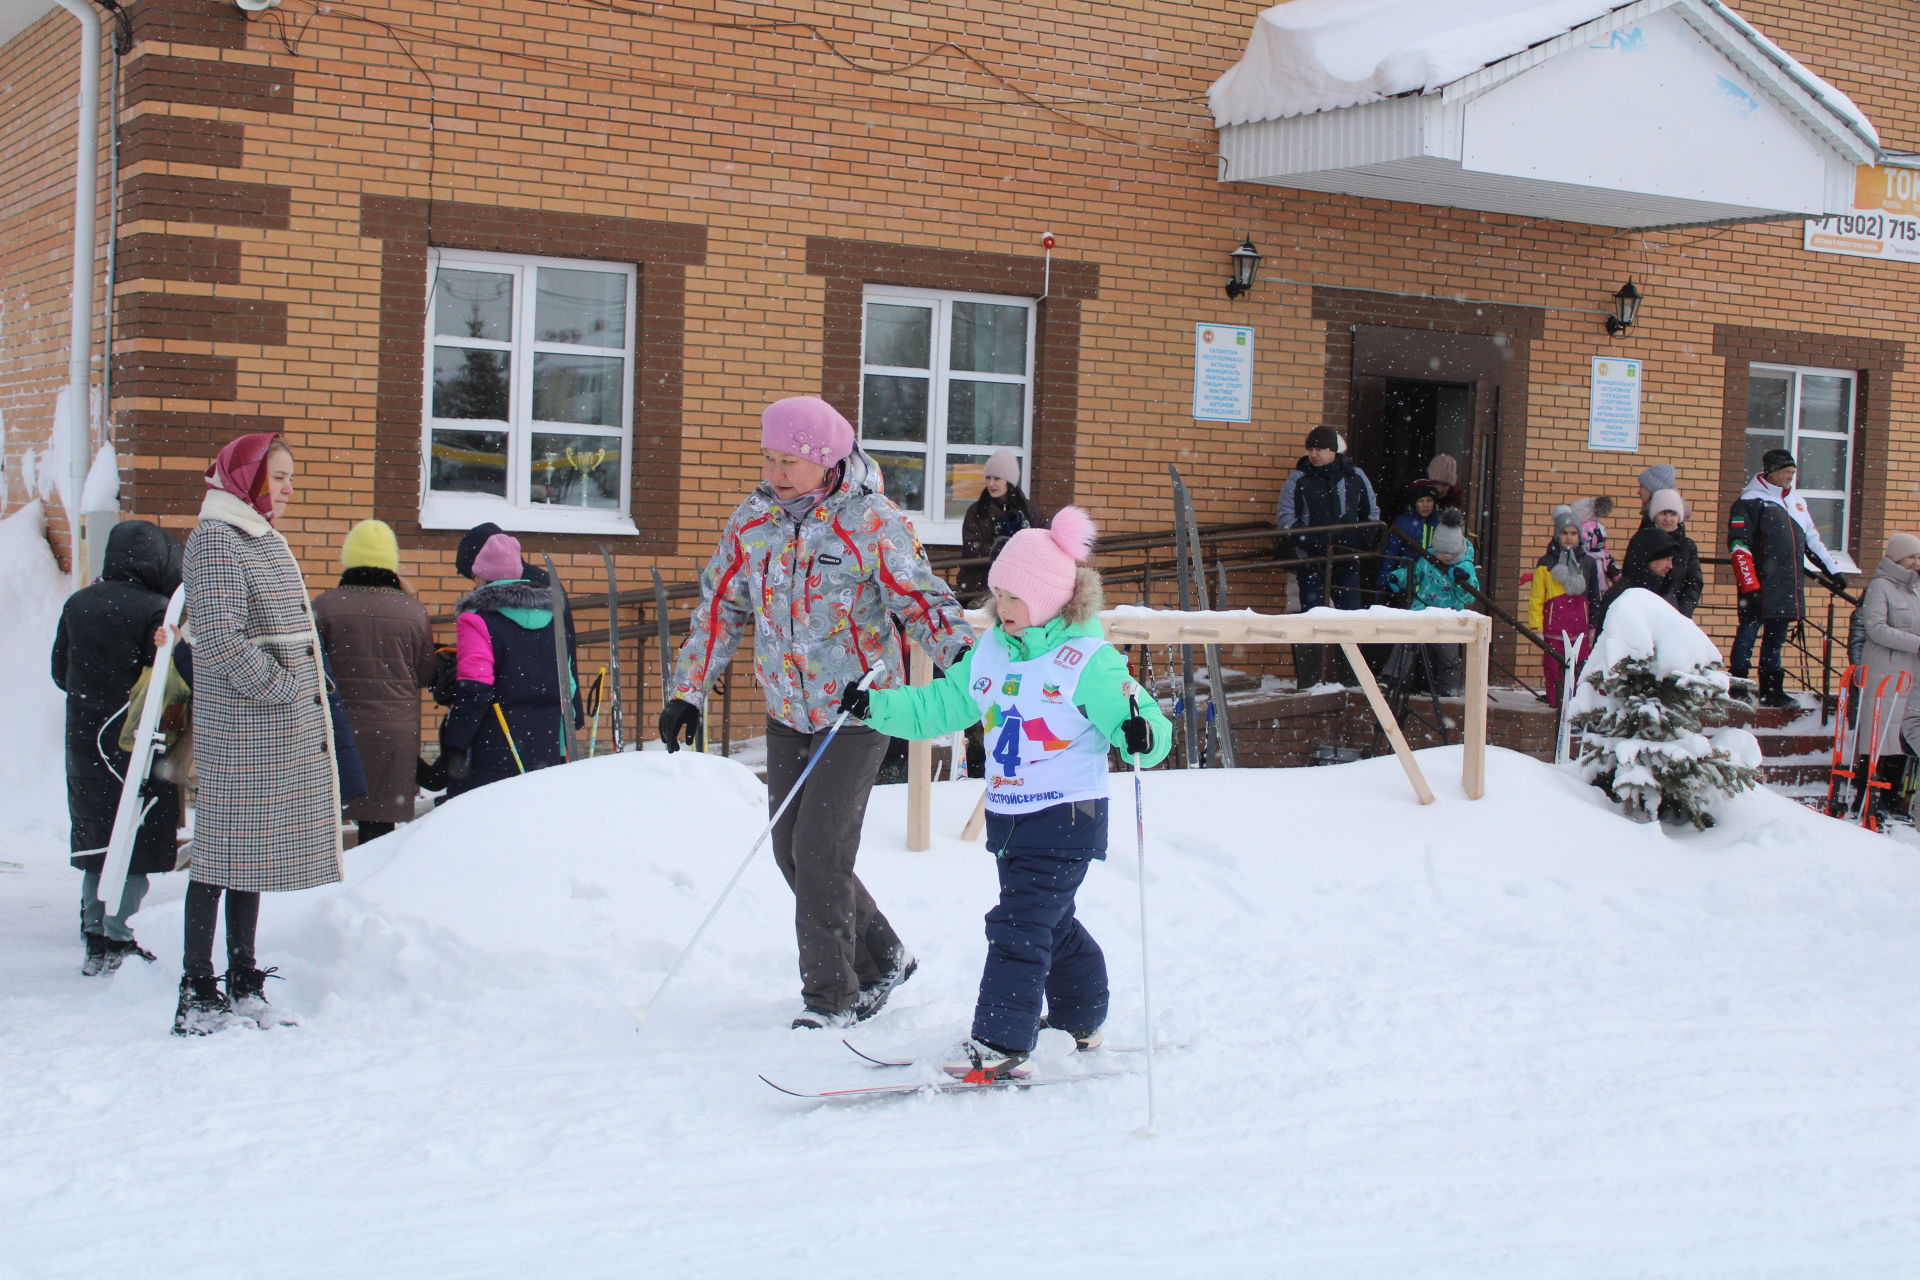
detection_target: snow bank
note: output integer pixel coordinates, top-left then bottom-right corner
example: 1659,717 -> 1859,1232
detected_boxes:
80,441 -> 118,513
0,502 -> 71,856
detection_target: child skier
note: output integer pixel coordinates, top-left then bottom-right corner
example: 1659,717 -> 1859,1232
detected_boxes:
1530,506 -> 1605,708
1384,506 -> 1478,696
838,507 -> 1172,1082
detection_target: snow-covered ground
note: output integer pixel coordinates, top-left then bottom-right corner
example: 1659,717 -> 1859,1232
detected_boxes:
4,508 -> 1918,1278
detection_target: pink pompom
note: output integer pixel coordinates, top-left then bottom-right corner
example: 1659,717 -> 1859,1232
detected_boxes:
1046,505 -> 1097,564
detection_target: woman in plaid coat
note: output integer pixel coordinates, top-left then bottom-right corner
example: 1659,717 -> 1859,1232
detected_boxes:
173,433 -> 341,1036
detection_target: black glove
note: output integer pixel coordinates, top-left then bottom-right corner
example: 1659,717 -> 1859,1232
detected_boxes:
444,748 -> 471,781
1737,591 -> 1760,624
838,682 -> 872,721
1121,714 -> 1152,758
1451,566 -> 1471,584
658,698 -> 701,753
1830,573 -> 1850,592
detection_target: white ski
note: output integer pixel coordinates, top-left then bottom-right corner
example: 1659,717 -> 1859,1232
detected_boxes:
95,585 -> 186,915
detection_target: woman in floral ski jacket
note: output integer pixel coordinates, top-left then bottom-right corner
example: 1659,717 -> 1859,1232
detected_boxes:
659,396 -> 970,1031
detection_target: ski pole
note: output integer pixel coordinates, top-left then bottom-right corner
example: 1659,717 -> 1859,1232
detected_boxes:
634,667 -> 883,1031
1824,665 -> 1863,818
585,666 -> 607,758
1127,692 -> 1159,1138
492,703 -> 527,775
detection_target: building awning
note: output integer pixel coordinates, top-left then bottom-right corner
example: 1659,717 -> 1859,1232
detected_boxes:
1210,0 -> 1882,230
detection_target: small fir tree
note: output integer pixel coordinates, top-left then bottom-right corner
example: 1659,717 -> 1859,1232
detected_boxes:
1568,589 -> 1760,829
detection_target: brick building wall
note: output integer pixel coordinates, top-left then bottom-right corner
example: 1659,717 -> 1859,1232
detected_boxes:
3,0 -> 1918,727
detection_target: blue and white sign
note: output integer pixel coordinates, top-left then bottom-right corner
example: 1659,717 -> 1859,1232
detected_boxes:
1588,356 -> 1642,452
1193,323 -> 1254,422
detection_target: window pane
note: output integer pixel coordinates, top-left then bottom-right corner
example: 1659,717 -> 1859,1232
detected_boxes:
1744,431 -> 1790,478
1746,371 -> 1789,435
433,347 -> 510,420
1803,495 -> 1845,552
867,449 -> 925,512
945,453 -> 989,521
950,302 -> 1027,375
530,433 -> 622,510
1799,375 -> 1851,434
533,353 -> 623,427
861,374 -> 929,442
864,304 -> 932,369
429,428 -> 507,497
1796,435 -> 1848,492
536,268 -> 626,348
433,269 -> 513,341
946,379 -> 1024,446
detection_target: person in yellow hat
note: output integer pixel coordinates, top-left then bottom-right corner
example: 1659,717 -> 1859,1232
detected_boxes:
312,520 -> 437,846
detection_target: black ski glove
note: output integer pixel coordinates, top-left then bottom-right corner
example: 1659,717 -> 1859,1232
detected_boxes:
444,748 -> 471,781
1737,591 -> 1760,624
1121,713 -> 1153,758
658,698 -> 701,753
1451,566 -> 1471,584
839,682 -> 872,721
1830,573 -> 1850,592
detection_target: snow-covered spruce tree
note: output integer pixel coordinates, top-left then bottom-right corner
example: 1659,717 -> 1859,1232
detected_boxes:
1567,588 -> 1761,829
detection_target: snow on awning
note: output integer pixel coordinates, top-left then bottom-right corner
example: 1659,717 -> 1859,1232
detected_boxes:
1210,0 -> 1881,230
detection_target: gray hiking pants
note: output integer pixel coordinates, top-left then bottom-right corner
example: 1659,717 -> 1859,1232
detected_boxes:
765,718 -> 904,1014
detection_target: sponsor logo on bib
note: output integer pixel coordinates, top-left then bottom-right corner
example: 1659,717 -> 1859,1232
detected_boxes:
1052,647 -> 1085,670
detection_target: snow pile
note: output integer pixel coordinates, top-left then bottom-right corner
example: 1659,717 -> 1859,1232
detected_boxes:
1570,588 -> 1758,827
0,501 -> 71,857
80,440 -> 119,513
2,742 -> 1918,1276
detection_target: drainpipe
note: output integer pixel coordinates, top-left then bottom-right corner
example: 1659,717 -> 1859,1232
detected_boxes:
52,0 -> 102,586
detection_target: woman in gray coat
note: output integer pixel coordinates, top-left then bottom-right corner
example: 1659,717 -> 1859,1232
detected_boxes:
174,433 -> 341,1036
1852,532 -> 1920,820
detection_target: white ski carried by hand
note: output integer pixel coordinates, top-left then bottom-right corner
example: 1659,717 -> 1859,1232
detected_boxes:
95,584 -> 186,914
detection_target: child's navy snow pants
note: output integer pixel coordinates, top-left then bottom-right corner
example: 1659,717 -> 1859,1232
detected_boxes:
974,799 -> 1110,1054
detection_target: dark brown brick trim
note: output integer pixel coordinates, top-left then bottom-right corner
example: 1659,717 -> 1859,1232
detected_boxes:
359,196 -> 707,556
129,0 -> 250,51
124,174 -> 291,229
125,54 -> 296,114
121,115 -> 247,171
118,233 -> 243,286
806,235 -> 1100,516
119,410 -> 286,517
1712,324 -> 1907,560
112,351 -> 238,401
120,292 -> 288,346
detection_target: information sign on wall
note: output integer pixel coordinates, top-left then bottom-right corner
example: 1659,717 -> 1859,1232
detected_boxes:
1589,357 -> 1642,453
1804,165 -> 1920,264
1193,324 -> 1254,422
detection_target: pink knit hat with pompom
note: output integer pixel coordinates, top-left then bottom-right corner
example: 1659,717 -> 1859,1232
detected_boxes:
761,396 -> 855,467
988,506 -> 1096,626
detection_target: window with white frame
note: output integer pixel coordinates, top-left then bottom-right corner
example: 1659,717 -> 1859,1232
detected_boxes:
423,249 -> 637,530
858,287 -> 1035,543
1745,363 -> 1855,553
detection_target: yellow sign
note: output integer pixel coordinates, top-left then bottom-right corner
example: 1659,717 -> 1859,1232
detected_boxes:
1805,165 -> 1920,264
1854,165 -> 1920,218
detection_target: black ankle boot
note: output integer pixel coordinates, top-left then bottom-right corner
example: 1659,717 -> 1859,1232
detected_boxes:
172,973 -> 235,1037
1759,670 -> 1794,708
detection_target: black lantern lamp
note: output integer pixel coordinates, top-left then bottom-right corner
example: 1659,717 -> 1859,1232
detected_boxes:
1605,279 -> 1641,337
1225,239 -> 1262,300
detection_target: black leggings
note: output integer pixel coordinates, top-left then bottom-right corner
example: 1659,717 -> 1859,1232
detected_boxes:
183,880 -> 260,978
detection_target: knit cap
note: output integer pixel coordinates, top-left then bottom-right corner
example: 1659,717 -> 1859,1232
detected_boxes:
341,519 -> 399,572
1551,504 -> 1580,534
1647,488 -> 1688,521
988,506 -> 1096,626
471,532 -> 524,583
761,396 -> 854,467
1305,425 -> 1339,451
983,449 -> 1021,484
1887,533 -> 1920,562
1432,508 -> 1467,564
1761,448 -> 1796,477
1638,463 -> 1677,494
1427,453 -> 1458,487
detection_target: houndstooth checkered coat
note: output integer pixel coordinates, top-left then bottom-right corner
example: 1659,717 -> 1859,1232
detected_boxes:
184,489 -> 343,892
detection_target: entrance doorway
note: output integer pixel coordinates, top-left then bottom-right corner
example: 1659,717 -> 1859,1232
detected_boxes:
1369,379 -> 1472,519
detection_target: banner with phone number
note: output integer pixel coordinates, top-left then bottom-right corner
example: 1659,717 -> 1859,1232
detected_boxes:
1804,165 -> 1920,264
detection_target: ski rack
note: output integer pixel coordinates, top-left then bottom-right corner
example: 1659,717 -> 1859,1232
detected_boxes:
908,605 -> 1493,849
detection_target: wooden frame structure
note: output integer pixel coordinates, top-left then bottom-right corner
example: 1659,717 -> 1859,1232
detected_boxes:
905,606 -> 1493,851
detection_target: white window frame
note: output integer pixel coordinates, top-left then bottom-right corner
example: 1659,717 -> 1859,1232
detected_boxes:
1746,362 -> 1856,555
420,247 -> 639,535
858,285 -> 1036,546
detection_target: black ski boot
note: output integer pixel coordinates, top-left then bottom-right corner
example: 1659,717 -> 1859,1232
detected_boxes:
172,974 -> 236,1037
227,965 -> 297,1029
854,949 -> 918,1022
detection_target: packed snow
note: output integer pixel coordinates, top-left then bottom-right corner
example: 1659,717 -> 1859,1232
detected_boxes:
3,520 -> 1918,1277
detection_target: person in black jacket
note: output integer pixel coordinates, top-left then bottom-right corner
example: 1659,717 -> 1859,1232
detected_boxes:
1646,488 -> 1702,617
956,449 -> 1037,605
50,520 -> 184,974
1596,526 -> 1680,632
1279,425 -> 1378,685
1728,449 -> 1848,707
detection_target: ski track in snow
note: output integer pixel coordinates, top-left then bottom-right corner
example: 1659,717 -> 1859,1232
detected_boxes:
2,503 -> 1917,1277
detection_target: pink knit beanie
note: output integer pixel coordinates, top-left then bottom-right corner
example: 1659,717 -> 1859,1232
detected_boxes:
983,449 -> 1021,484
761,396 -> 855,467
988,506 -> 1097,626
471,532 -> 524,583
